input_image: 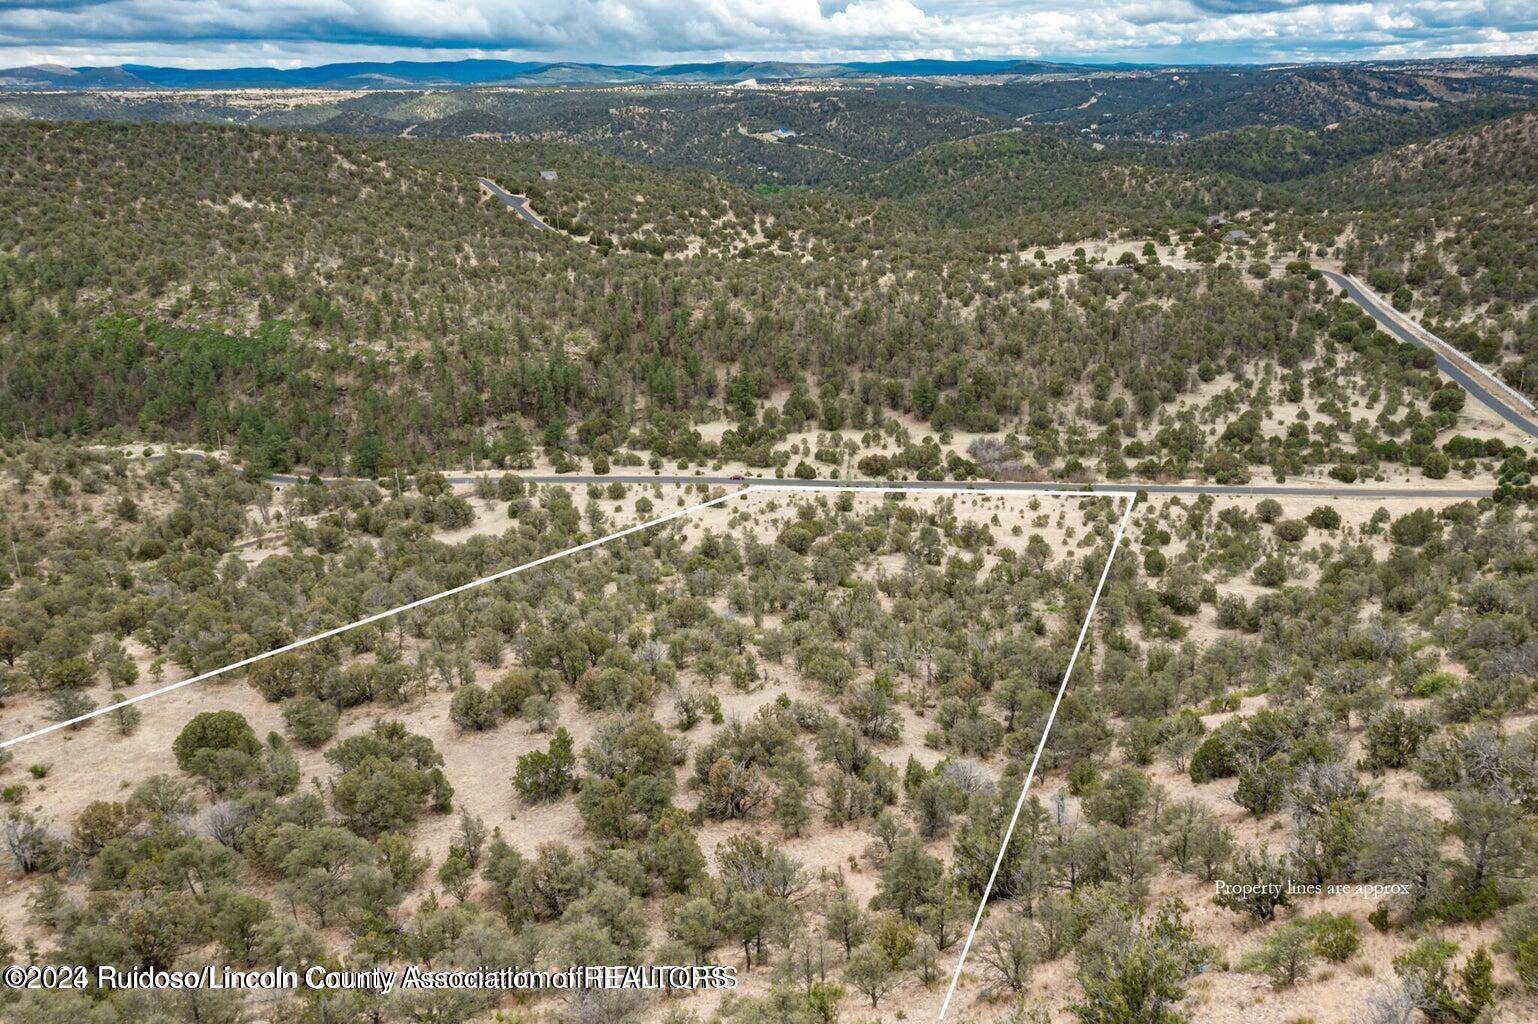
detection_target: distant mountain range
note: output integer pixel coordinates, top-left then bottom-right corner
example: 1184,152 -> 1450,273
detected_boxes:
0,57 -> 1112,92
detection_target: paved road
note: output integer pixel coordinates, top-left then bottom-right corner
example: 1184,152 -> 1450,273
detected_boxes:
478,177 -> 551,231
258,469 -> 1492,500
461,196 -> 1532,440
526,475 -> 1493,498
462,190 -> 1532,439
154,259 -> 1538,504
1323,270 -> 1538,439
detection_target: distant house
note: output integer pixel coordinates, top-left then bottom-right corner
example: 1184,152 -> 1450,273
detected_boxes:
1205,214 -> 1229,227
737,78 -> 759,89
1225,229 -> 1252,243
773,127 -> 797,139
540,170 -> 558,182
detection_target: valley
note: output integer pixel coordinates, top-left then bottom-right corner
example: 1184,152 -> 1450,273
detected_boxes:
2,50 -> 1538,1024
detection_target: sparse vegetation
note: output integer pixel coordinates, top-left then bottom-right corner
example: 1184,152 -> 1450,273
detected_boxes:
3,59 -> 1538,1024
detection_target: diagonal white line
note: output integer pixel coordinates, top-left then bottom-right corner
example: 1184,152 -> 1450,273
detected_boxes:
6,477 -> 1139,1005
0,482 -> 1132,754
0,482 -> 1131,753
0,486 -> 751,749
937,491 -> 1138,1021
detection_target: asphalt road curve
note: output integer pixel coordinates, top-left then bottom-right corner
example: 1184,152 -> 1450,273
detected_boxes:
477,177 -> 551,231
1322,270 -> 1538,439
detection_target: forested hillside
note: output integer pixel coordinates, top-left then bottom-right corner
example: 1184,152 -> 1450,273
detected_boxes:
1300,108 -> 1538,394
1139,99 -> 1533,183
5,116 -> 1537,493
4,55 -> 1538,1024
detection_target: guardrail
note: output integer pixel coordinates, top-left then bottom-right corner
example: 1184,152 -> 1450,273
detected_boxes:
1342,272 -> 1537,415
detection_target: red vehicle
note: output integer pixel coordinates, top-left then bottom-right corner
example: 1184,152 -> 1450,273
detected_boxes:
730,474 -> 746,480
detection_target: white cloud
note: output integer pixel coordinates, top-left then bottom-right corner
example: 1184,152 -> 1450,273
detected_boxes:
0,0 -> 1534,68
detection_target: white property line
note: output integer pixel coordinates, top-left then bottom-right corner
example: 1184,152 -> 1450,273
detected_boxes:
937,490 -> 1138,1022
1,487 -> 740,749
0,483 -> 1132,750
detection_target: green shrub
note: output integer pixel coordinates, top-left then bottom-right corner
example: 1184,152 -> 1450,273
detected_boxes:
1390,508 -> 1440,547
282,696 -> 340,748
1411,671 -> 1459,698
778,524 -> 816,555
1429,385 -> 1466,414
1084,767 -> 1150,827
1189,734 -> 1236,783
1305,506 -> 1341,530
173,711 -> 260,771
1360,706 -> 1434,771
1513,933 -> 1538,995
1066,760 -> 1100,797
1251,558 -> 1287,588
1234,758 -> 1292,816
513,728 -> 576,803
1241,923 -> 1315,987
1328,463 -> 1358,484
492,669 -> 538,716
1432,880 -> 1501,924
1273,519 -> 1309,543
1302,912 -> 1361,963
449,683 -> 501,732
1392,940 -> 1495,1023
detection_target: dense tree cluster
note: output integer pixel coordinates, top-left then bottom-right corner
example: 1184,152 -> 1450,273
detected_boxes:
5,74 -> 1538,1024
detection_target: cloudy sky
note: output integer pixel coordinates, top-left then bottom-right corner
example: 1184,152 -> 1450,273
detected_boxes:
1,0 -> 1535,69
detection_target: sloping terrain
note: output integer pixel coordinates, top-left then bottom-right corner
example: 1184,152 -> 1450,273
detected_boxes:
1140,98 -> 1533,183
1102,63 -> 1538,137
5,53 -> 1538,1024
1299,107 -> 1538,387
